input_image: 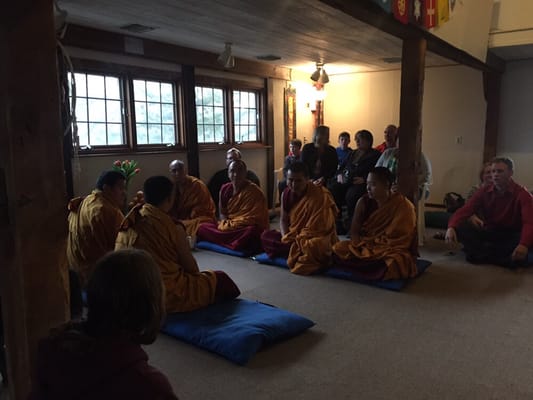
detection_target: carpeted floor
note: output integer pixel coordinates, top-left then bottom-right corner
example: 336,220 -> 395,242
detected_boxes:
146,229 -> 533,400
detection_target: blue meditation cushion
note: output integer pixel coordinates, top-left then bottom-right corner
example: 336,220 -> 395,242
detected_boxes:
253,252 -> 289,268
161,299 -> 315,365
196,241 -> 249,257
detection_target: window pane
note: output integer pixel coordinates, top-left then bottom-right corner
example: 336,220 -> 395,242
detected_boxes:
202,87 -> 213,105
213,89 -> 223,106
248,93 -> 256,107
161,83 -> 173,103
248,109 -> 256,124
214,108 -> 224,124
235,126 -> 241,142
196,106 -> 204,124
248,126 -> 257,141
77,123 -> 89,147
162,124 -> 175,143
88,99 -> 106,122
195,86 -> 202,100
233,91 -> 240,107
133,80 -> 146,101
204,125 -> 214,142
87,75 -> 105,98
232,89 -> 259,143
105,77 -> 121,100
107,124 -> 123,145
106,100 -> 122,123
146,81 -> 160,102
203,107 -> 214,125
135,102 -> 147,123
233,108 -> 240,125
197,125 -> 205,142
73,73 -> 87,97
215,125 -> 224,143
240,109 -> 248,125
147,103 -> 161,123
161,104 -> 174,123
136,124 -> 148,144
240,92 -> 249,107
89,123 -> 107,145
75,98 -> 87,122
196,86 -> 226,144
148,124 -> 162,143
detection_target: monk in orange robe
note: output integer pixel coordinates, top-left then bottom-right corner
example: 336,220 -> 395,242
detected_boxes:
67,170 -> 126,287
116,176 -> 240,313
333,167 -> 417,280
168,159 -> 216,237
261,161 -> 338,275
197,160 -> 269,254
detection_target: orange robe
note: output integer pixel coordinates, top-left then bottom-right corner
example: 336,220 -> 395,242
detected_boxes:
170,175 -> 216,236
67,190 -> 124,287
333,193 -> 417,280
218,181 -> 269,232
115,204 -> 217,313
284,182 -> 339,275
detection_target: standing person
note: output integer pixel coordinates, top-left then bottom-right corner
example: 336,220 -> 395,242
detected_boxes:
168,160 -> 216,237
300,125 -> 338,186
278,138 -> 303,197
29,249 -> 179,400
67,170 -> 126,287
335,131 -> 353,167
375,124 -> 398,153
446,157 -> 533,268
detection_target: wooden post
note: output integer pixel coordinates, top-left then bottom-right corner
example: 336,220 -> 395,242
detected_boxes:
0,1 -> 70,398
398,37 -> 426,206
265,78 -> 275,209
483,70 -> 501,162
182,65 -> 200,177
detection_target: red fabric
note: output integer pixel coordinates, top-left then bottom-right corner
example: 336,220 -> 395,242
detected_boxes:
448,180 -> 533,247
393,0 -> 410,23
197,222 -> 264,253
261,230 -> 292,259
282,187 -> 304,214
214,271 -> 241,302
374,142 -> 388,153
28,323 -> 178,400
425,0 -> 437,28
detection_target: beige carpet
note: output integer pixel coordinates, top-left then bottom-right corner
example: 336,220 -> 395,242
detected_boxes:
146,230 -> 533,400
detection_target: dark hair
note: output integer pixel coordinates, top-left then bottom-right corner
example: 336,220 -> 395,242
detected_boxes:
226,147 -> 242,159
143,176 -> 174,206
228,159 -> 247,172
355,129 -> 374,147
368,166 -> 394,188
290,139 -> 303,149
491,157 -> 514,172
287,161 -> 309,178
86,249 -> 164,344
313,125 -> 330,141
338,131 -> 350,141
96,170 -> 126,191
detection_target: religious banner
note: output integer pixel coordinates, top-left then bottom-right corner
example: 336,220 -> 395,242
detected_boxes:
284,86 -> 296,154
437,0 -> 449,25
392,0 -> 410,24
372,0 -> 392,13
425,0 -> 437,29
410,0 -> 425,26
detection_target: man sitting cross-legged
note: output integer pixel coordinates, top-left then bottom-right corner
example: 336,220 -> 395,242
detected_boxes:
446,157 -> 533,268
168,159 -> 216,237
116,176 -> 240,313
332,167 -> 418,280
261,161 -> 338,275
197,160 -> 269,255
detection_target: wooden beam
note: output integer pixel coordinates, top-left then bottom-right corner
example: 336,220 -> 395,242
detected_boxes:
319,0 -> 504,73
182,65 -> 200,177
1,0 -> 70,398
265,79 -> 275,208
483,70 -> 502,162
398,38 -> 427,206
62,24 -> 291,81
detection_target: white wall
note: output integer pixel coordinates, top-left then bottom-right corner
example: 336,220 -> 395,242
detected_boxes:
498,59 -> 533,189
489,0 -> 533,48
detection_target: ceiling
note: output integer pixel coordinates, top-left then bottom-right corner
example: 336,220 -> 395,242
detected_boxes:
57,0 -> 454,75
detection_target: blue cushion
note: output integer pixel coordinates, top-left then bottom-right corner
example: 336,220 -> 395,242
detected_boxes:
196,241 -> 249,257
327,259 -> 432,291
253,252 -> 289,268
161,299 -> 315,365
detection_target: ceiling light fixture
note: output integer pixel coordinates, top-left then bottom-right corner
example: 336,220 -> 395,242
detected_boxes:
310,62 -> 329,85
217,42 -> 235,69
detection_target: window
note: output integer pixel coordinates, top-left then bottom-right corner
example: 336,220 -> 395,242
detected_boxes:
195,84 -> 262,145
69,72 -> 125,147
133,79 -> 177,145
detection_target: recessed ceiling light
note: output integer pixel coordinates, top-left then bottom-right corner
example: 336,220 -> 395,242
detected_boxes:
256,55 -> 282,61
120,24 -> 156,33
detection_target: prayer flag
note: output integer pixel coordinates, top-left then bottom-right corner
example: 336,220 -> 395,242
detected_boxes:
425,0 -> 437,29
437,0 -> 449,25
410,0 -> 425,26
393,0 -> 410,24
372,0 -> 392,13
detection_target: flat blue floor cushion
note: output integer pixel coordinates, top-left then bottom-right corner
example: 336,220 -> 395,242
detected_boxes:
327,259 -> 432,291
161,299 -> 315,365
253,252 -> 289,268
196,241 -> 249,257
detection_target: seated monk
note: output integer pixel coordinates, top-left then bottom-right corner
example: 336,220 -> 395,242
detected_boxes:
332,167 -> 417,280
67,170 -> 126,287
116,176 -> 240,313
261,161 -> 338,275
197,160 -> 269,254
168,159 -> 216,237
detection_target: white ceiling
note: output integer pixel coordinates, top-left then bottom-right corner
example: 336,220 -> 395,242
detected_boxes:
58,0 -> 455,74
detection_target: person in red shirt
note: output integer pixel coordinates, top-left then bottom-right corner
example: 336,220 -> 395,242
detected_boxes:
445,157 -> 533,267
374,124 -> 398,153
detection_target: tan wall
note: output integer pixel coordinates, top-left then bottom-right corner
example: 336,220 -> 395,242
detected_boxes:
490,0 -> 533,48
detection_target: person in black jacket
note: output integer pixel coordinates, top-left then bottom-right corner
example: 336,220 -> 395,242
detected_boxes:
300,125 -> 338,187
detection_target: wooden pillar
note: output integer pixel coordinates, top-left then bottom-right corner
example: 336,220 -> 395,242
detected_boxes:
265,78 -> 275,208
182,65 -> 200,177
0,1 -> 70,398
483,70 -> 501,162
398,37 -> 426,205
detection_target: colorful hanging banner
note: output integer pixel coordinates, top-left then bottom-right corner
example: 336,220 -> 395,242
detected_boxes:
393,0 -> 410,24
372,0 -> 392,13
410,0 -> 425,26
425,0 -> 437,29
437,0 -> 450,25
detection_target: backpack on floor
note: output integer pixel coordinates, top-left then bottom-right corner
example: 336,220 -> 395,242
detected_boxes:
443,192 -> 465,213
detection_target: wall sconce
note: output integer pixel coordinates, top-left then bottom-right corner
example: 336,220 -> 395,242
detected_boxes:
217,42 -> 235,69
